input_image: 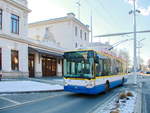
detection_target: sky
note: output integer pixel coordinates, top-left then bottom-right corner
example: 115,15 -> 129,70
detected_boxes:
28,0 -> 150,65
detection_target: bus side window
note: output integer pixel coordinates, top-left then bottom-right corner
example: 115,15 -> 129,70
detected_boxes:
102,59 -> 111,76
95,59 -> 103,77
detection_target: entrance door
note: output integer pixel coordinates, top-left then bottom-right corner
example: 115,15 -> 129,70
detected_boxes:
42,57 -> 57,76
28,54 -> 35,77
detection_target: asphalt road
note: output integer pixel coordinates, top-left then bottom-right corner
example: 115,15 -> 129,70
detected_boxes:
0,75 -> 138,113
0,86 -> 127,113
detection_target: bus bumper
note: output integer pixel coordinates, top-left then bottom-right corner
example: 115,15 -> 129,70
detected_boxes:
64,85 -> 105,94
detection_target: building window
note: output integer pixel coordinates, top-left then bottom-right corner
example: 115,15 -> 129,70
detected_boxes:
75,26 -> 78,36
11,50 -> 19,71
84,32 -> 87,40
80,30 -> 82,39
0,48 -> 1,70
11,14 -> 19,34
0,9 -> 2,29
75,43 -> 78,48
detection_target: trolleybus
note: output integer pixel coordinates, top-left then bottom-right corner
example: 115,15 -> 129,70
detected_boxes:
63,50 -> 127,94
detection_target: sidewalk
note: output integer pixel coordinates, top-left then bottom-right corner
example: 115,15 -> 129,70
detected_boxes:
92,74 -> 141,113
141,76 -> 150,113
28,77 -> 64,85
0,78 -> 64,94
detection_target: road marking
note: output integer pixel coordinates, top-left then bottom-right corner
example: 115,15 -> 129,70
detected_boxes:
88,91 -> 117,113
0,96 -> 20,104
0,92 -> 71,110
143,93 -> 148,113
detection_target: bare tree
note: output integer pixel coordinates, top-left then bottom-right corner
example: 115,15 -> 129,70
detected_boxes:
118,49 -> 130,65
148,59 -> 150,68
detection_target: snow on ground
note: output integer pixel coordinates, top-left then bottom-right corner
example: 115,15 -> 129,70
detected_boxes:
0,81 -> 64,93
94,91 -> 136,113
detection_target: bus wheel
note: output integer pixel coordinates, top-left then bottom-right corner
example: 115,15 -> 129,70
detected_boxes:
105,81 -> 110,93
121,78 -> 125,86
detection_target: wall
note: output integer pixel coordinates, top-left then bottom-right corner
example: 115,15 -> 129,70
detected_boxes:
28,18 -> 90,51
0,0 -> 29,78
71,21 -> 89,49
0,38 -> 28,78
0,0 -> 28,39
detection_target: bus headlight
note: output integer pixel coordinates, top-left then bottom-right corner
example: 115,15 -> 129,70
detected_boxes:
64,81 -> 68,86
86,81 -> 95,88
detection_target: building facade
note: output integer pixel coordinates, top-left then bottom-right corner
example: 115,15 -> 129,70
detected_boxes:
0,0 -> 30,78
28,13 -> 90,50
28,13 -> 90,77
0,0 -> 90,78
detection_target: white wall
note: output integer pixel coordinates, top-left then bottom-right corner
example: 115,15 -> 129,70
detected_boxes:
0,0 -> 29,77
0,38 -> 28,73
28,18 -> 90,51
71,21 -> 89,49
34,53 -> 42,77
0,0 -> 28,39
57,60 -> 62,76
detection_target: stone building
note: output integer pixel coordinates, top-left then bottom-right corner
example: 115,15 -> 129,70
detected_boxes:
0,0 -> 90,78
28,13 -> 90,77
0,0 -> 30,78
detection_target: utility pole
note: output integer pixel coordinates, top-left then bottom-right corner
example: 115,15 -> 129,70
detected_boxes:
91,10 -> 93,43
133,0 -> 137,84
76,1 -> 81,20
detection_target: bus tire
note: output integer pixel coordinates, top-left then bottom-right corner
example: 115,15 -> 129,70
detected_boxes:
105,81 -> 110,93
121,77 -> 125,86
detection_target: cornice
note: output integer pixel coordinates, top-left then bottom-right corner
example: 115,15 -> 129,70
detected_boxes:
0,33 -> 64,54
29,16 -> 90,31
4,0 -> 31,13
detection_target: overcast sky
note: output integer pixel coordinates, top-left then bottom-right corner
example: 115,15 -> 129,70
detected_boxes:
28,0 -> 150,65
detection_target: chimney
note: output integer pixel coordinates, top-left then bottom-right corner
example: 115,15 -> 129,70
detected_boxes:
67,13 -> 75,18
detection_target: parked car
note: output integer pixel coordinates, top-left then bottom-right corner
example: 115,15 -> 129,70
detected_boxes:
146,71 -> 150,74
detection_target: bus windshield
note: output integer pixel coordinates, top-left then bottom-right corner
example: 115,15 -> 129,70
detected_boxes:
64,51 -> 94,79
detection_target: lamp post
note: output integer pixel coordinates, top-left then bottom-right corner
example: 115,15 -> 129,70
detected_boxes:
129,0 -> 140,84
133,0 -> 137,84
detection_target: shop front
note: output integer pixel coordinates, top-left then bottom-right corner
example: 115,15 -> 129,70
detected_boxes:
28,47 -> 63,77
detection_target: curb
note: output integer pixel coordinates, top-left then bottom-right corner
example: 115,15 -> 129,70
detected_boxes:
134,78 -> 142,113
28,78 -> 64,86
0,89 -> 64,94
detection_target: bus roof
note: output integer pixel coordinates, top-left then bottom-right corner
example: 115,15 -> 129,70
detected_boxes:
64,49 -> 126,63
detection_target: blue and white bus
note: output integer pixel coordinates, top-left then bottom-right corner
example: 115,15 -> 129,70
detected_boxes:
63,50 -> 128,94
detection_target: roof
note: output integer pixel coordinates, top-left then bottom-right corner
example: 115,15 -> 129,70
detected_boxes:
28,15 -> 90,32
28,47 -> 63,58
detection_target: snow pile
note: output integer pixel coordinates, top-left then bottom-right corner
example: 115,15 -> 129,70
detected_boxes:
0,81 -> 64,93
119,95 -> 136,113
95,91 -> 136,113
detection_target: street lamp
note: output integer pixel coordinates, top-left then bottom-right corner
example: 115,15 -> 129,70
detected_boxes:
129,0 -> 140,84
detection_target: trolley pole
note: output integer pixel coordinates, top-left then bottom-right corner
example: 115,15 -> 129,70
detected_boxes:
133,0 -> 137,84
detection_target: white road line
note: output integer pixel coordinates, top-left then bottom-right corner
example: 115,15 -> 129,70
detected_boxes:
0,97 -> 20,104
0,92 -> 71,110
88,92 -> 117,113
